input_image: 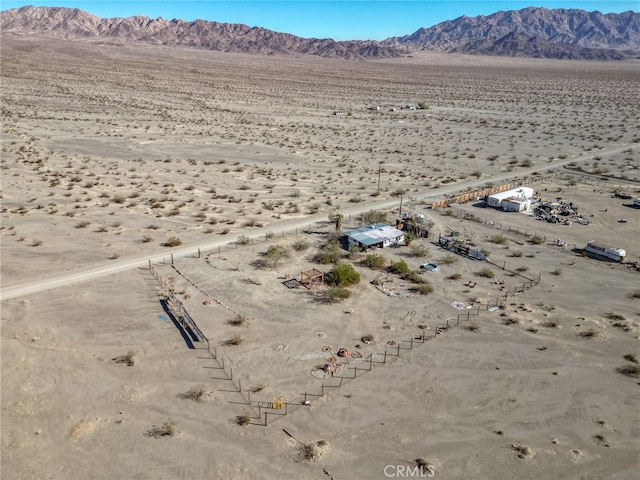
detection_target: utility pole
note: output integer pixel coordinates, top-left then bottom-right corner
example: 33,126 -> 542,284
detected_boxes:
377,162 -> 383,194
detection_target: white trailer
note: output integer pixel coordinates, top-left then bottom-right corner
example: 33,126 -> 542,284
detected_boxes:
584,241 -> 626,262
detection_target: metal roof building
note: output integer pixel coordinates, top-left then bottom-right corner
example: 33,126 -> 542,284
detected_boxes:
344,223 -> 405,249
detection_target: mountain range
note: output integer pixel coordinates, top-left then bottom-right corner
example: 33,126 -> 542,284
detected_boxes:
2,5 -> 639,60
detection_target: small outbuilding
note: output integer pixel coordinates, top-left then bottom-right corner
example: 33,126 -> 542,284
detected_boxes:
344,223 -> 405,250
486,187 -> 535,211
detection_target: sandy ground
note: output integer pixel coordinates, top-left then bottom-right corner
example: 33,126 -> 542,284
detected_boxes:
1,37 -> 639,479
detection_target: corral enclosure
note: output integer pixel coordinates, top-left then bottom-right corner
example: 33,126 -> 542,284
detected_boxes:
1,36 -> 639,480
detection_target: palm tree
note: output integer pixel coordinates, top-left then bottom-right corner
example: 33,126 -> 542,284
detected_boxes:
333,212 -> 344,232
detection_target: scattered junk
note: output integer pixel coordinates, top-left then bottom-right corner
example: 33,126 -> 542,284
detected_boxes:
534,199 -> 590,225
368,105 -> 380,111
438,234 -> 486,260
486,187 -> 535,211
583,241 -> 626,263
613,191 -> 633,200
634,198 -> 640,208
344,223 -> 405,250
332,110 -> 346,116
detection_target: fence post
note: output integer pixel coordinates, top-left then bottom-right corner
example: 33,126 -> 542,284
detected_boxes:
171,253 -> 174,265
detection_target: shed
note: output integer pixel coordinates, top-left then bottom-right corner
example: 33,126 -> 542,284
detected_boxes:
344,223 -> 405,250
486,187 -> 535,210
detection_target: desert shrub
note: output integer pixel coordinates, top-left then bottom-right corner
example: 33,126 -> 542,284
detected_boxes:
224,335 -> 244,346
361,209 -> 387,225
579,328 -> 600,339
510,250 -> 523,257
503,317 -> 520,325
146,420 -> 176,438
440,254 -> 458,264
31,239 -> 42,247
180,386 -> 211,402
551,267 -> 562,276
465,323 -> 480,332
163,237 -> 182,247
516,266 -> 529,272
318,286 -> 351,303
261,244 -> 290,267
112,350 -> 136,366
237,235 -> 251,246
623,353 -> 638,364
616,364 -> 640,378
227,314 -> 247,326
603,312 -> 625,321
362,253 -> 386,270
292,238 -> 309,251
530,235 -> 544,245
314,240 -> 342,264
477,267 -> 495,278
542,319 -> 559,328
388,260 -> 410,275
412,283 -> 434,295
409,242 -> 430,258
403,270 -> 425,284
75,221 -> 90,229
234,415 -> 251,426
112,194 -> 126,204
447,272 -> 462,280
141,235 -> 153,243
298,441 -> 328,462
491,234 -> 508,245
326,262 -> 360,287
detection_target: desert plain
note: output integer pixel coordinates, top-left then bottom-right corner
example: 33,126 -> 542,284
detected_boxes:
1,36 -> 639,479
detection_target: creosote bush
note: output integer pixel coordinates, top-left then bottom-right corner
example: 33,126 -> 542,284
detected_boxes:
325,262 -> 360,287
477,267 -> 495,278
224,335 -> 244,346
146,420 -> 176,438
362,253 -> 386,270
113,350 -> 136,366
163,236 -> 182,247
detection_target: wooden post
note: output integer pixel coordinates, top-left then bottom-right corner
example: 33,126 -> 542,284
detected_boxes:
383,350 -> 387,364
353,367 -> 357,379
148,259 -> 152,270
397,343 -> 400,356
171,253 -> 174,265
410,336 -> 413,349
238,379 -> 241,392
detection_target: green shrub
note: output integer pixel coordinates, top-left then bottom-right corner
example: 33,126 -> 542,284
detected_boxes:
477,267 -> 495,278
361,209 -> 387,224
491,234 -> 507,245
237,235 -> 251,246
164,237 -> 182,247
409,242 -> 430,258
388,260 -> 410,275
326,262 -> 360,287
530,235 -> 544,245
318,286 -> 351,303
292,238 -> 309,251
412,283 -> 434,295
362,254 -> 386,270
440,254 -> 459,265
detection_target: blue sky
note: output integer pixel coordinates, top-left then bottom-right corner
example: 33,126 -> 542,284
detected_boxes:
2,1 -> 638,40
